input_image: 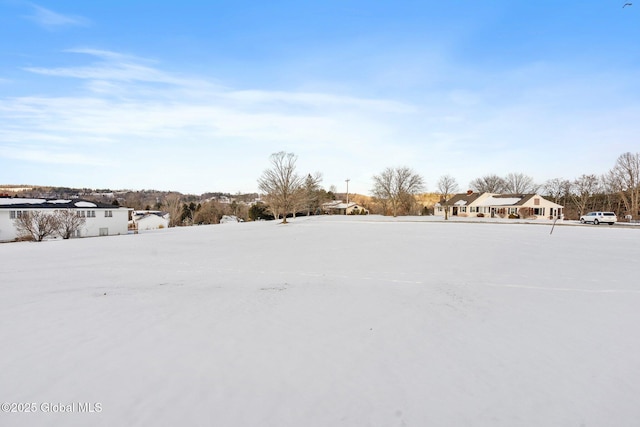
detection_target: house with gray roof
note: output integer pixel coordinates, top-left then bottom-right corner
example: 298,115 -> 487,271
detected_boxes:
435,191 -> 564,220
131,210 -> 170,231
0,197 -> 131,242
322,201 -> 369,215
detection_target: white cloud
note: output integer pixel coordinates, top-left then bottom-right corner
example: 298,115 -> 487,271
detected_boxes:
26,4 -> 90,29
3,50 -> 425,192
0,145 -> 107,166
225,90 -> 417,114
3,48 -> 640,194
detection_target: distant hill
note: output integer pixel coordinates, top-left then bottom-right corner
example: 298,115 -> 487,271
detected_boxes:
0,185 -> 259,210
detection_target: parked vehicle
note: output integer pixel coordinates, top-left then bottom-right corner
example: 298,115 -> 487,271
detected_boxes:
579,212 -> 617,225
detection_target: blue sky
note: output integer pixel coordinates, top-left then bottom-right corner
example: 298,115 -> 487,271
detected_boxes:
1,0 -> 638,195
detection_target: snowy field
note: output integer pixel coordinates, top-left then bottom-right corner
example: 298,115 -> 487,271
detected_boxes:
1,215 -> 639,427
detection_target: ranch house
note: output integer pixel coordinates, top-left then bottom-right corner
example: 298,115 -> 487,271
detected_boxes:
434,191 -> 564,220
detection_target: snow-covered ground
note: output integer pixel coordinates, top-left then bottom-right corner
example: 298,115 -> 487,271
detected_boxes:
1,215 -> 639,426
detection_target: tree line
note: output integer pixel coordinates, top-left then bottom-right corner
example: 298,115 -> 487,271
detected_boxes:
258,151 -> 640,221
9,151 -> 639,235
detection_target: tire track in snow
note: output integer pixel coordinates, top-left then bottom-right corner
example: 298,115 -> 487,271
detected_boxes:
480,283 -> 640,294
206,268 -> 640,294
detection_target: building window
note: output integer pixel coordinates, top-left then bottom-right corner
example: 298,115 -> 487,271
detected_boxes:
105,210 -> 113,218
10,210 -> 16,219
88,210 -> 96,218
534,198 -> 540,206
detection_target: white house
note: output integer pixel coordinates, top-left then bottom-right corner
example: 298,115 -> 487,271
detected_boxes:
322,201 -> 369,215
0,197 -> 131,242
131,210 -> 170,231
435,192 -> 564,220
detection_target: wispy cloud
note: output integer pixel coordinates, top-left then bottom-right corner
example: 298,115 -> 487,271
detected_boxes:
4,48 -> 640,193
4,50 -> 419,192
26,4 -> 90,30
25,49 -> 216,90
0,144 -> 107,166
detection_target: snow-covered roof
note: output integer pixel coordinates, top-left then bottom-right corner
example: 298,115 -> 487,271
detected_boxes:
0,198 -> 121,209
477,196 -> 523,207
132,211 -> 169,220
323,201 -> 361,210
74,201 -> 98,208
0,198 -> 48,205
443,192 -> 483,207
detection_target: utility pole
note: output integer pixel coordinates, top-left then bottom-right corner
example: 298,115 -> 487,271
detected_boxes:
345,179 -> 350,204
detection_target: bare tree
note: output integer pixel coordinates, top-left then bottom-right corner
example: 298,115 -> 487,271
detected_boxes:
599,174 -> 620,214
55,209 -> 86,239
290,187 -> 307,219
372,168 -> 394,215
193,201 -> 223,224
371,166 -> 425,216
543,178 -> 572,204
13,211 -> 59,241
258,151 -> 303,224
607,152 -> 640,219
503,172 -> 539,194
469,174 -> 506,193
437,175 -> 459,220
571,174 -> 600,217
164,193 -> 184,227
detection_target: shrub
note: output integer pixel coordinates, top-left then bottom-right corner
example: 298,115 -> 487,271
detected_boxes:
518,207 -> 534,219
13,211 -> 59,241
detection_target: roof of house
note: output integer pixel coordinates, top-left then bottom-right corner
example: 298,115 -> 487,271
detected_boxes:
439,193 -> 563,208
132,210 -> 169,216
441,192 -> 483,206
0,198 -> 121,210
477,194 -> 562,208
132,211 -> 170,221
476,194 -> 528,207
323,201 -> 360,210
